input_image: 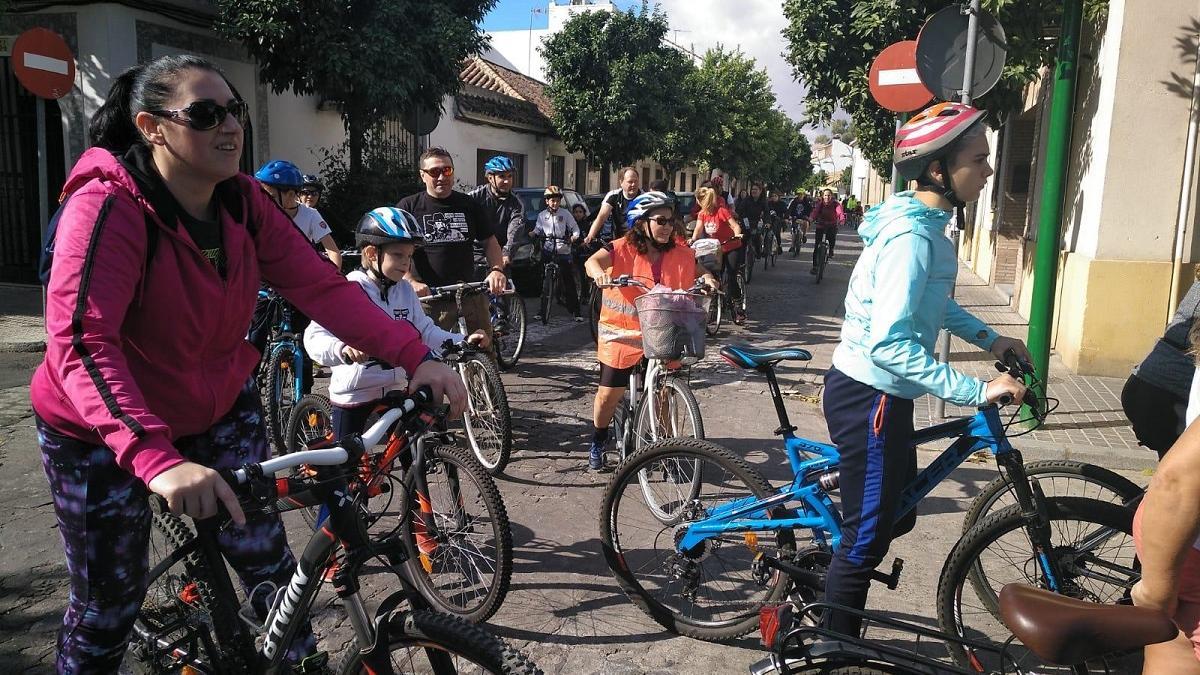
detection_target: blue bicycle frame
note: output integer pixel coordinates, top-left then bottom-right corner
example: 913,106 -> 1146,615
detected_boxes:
260,289 -> 305,410
672,359 -> 1062,588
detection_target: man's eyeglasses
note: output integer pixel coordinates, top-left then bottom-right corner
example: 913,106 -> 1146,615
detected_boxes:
421,166 -> 455,179
150,100 -> 248,131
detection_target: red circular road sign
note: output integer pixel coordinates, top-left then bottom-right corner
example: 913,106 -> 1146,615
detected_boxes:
11,28 -> 76,99
869,40 -> 934,113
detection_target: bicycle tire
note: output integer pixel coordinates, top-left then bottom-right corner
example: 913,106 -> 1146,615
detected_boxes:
337,608 -> 541,674
632,377 -> 705,523
705,289 -> 723,337
588,285 -> 601,345
126,511 -> 253,673
284,394 -> 334,529
495,294 -> 527,371
402,445 -> 513,623
961,460 -> 1142,534
539,266 -> 554,325
936,496 -> 1136,673
736,271 -> 748,312
744,242 -> 755,284
814,242 -> 828,285
265,343 -> 301,455
459,354 -> 513,475
600,437 -> 796,641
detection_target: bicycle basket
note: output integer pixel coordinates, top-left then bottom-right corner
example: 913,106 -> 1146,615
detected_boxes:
633,290 -> 707,361
691,239 -> 723,274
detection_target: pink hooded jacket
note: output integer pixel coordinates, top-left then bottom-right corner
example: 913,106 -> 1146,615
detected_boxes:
30,148 -> 432,486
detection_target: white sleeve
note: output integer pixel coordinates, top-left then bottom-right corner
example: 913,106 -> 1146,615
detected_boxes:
399,283 -> 466,352
1188,368 -> 1200,427
303,319 -> 347,367
294,206 -> 332,244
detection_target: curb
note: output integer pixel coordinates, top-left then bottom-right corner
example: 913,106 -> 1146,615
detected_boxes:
0,340 -> 45,354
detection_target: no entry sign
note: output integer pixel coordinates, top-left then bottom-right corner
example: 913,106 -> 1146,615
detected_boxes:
869,40 -> 934,113
11,28 -> 75,99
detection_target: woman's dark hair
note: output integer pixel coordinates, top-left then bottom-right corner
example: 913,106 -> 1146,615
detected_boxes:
89,54 -> 228,152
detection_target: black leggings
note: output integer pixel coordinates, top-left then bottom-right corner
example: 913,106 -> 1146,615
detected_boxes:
722,247 -> 746,307
813,227 -> 838,266
599,362 -> 636,388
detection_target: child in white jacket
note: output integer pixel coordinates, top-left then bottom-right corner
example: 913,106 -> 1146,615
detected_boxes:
305,207 -> 485,438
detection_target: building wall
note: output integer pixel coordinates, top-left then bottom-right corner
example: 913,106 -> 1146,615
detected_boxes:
262,91 -> 344,172
428,98 -> 551,190
1014,0 -> 1200,376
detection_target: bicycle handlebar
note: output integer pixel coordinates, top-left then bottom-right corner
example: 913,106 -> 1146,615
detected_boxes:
420,280 -> 516,302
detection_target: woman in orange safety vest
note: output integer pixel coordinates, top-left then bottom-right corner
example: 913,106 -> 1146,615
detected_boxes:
581,191 -> 718,471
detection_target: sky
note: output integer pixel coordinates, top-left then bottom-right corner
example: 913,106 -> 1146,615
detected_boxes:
481,0 -> 815,128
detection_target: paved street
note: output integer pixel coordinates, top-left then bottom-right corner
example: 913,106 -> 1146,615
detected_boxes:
0,232 -> 1152,673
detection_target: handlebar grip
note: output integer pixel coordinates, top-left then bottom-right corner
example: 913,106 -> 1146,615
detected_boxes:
998,393 -> 1014,406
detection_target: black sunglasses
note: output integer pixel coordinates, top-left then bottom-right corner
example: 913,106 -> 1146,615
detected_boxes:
150,99 -> 248,131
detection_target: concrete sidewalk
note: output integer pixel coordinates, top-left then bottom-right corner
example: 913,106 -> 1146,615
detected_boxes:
0,284 -> 44,353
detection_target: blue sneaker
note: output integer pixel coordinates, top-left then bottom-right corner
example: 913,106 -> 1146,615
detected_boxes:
588,442 -> 605,472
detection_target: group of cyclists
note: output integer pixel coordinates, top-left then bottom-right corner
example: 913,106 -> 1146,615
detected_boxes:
28,51 -> 1200,675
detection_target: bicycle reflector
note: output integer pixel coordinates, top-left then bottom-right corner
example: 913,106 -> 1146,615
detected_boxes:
759,603 -> 793,650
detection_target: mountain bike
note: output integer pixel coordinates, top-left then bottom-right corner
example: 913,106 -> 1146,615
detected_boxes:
812,234 -> 831,284
257,288 -> 308,455
599,346 -> 1138,673
281,382 -> 513,623
743,218 -> 758,284
748,584 -> 1171,675
124,388 -> 538,674
534,234 -> 578,324
762,218 -> 778,272
789,217 -> 809,258
596,276 -> 709,512
421,282 -> 514,476
491,285 -> 527,371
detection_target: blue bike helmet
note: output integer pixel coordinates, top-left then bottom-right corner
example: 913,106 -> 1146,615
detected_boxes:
356,207 -> 425,248
483,155 -> 515,175
625,191 -> 675,229
254,160 -> 303,189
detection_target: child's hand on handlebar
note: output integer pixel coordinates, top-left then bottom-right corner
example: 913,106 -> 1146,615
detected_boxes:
985,372 -> 1027,406
593,271 -> 613,287
340,345 -> 371,364
466,330 -> 489,349
990,336 -> 1033,366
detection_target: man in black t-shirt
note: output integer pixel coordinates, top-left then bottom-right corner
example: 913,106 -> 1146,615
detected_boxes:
398,147 -> 507,345
583,166 -> 642,244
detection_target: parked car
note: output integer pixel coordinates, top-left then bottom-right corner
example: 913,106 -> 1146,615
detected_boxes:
674,191 -> 696,219
584,193 -> 605,218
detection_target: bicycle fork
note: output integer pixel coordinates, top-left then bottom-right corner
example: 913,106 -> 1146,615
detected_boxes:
996,451 -> 1068,592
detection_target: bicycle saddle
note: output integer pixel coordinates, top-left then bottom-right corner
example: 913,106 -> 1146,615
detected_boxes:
999,584 -> 1176,665
720,344 -> 812,369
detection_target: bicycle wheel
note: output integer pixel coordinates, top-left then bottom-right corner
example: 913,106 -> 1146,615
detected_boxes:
961,461 -> 1142,534
459,354 -> 513,475
494,294 -> 527,371
632,377 -> 705,523
126,512 -> 252,673
600,438 -> 797,641
736,272 -> 748,313
337,608 -> 539,674
284,394 -> 334,528
402,445 -> 513,623
705,290 -> 723,337
937,496 -> 1138,673
814,242 -> 828,285
588,285 -> 601,344
539,266 -> 554,325
265,343 -> 301,454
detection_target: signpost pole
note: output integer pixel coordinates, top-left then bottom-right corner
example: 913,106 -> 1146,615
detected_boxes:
36,97 -> 49,239
934,0 -> 981,419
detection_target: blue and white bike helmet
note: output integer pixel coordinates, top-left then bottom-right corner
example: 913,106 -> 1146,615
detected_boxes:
355,207 -> 425,248
254,160 -> 303,189
625,191 -> 676,229
483,155 -> 515,174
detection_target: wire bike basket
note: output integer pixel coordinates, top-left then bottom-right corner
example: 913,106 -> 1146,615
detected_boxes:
691,238 -> 722,275
633,290 -> 707,361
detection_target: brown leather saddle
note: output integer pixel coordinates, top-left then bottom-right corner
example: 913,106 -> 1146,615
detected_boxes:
999,584 -> 1177,665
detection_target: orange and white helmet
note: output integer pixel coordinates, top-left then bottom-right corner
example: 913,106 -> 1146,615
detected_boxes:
893,102 -> 986,181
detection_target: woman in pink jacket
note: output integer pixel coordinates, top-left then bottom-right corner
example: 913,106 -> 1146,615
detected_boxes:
809,188 -> 845,274
32,54 -> 465,672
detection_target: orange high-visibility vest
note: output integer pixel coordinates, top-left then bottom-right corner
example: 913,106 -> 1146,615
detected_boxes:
597,238 -> 697,369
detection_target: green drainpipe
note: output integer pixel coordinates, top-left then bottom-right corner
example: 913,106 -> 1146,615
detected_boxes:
1026,0 -> 1084,388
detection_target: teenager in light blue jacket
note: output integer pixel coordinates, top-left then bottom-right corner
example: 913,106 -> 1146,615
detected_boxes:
821,102 -> 1031,636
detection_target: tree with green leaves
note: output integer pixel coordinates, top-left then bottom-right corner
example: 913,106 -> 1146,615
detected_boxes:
217,0 -> 495,175
540,3 -> 691,170
781,0 -> 1108,177
652,69 -> 716,189
764,114 -> 814,193
830,118 -> 856,143
692,47 -> 778,180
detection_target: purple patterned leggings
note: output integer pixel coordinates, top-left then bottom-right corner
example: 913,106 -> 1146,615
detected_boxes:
38,380 -> 316,673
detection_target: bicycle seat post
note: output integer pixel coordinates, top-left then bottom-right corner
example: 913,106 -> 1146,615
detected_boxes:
760,365 -> 797,437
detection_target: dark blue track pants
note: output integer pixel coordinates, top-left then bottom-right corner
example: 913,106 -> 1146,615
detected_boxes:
821,368 -> 918,636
